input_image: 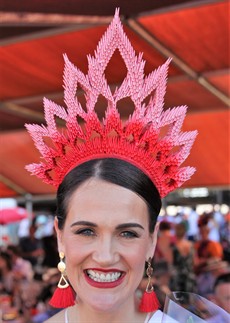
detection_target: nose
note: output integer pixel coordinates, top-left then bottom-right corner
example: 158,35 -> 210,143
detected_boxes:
92,235 -> 119,266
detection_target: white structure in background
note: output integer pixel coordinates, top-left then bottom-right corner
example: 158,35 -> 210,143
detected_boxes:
35,214 -> 54,238
186,207 -> 199,241
18,218 -> 30,238
0,198 -> 17,209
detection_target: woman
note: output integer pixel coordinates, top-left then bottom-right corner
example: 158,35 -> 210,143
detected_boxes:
25,9 -> 197,323
46,158 -> 162,322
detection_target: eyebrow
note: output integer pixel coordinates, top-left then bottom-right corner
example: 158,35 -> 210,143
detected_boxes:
70,221 -> 144,230
116,223 -> 144,230
70,221 -> 97,228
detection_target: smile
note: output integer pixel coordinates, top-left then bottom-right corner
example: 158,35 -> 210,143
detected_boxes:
86,269 -> 122,283
84,269 -> 125,288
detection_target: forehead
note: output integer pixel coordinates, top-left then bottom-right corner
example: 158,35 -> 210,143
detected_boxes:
67,178 -> 149,225
200,225 -> 209,231
216,282 -> 230,294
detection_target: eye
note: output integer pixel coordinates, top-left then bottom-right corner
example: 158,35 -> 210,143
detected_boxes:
75,228 -> 95,236
120,231 -> 139,239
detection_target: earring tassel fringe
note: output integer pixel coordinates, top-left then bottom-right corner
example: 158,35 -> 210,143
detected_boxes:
139,290 -> 160,312
49,285 -> 76,308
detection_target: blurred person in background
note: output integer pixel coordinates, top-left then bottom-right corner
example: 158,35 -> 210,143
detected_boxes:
213,205 -> 225,237
19,222 -> 44,268
186,206 -> 199,241
212,272 -> 230,313
170,222 -> 196,293
154,221 -> 175,267
194,215 -> 224,297
206,211 -> 221,242
0,250 -> 14,294
42,233 -> 59,269
194,215 -> 223,272
221,212 -> 230,262
197,258 -> 229,298
33,213 -> 60,269
153,221 -> 175,294
7,245 -> 34,282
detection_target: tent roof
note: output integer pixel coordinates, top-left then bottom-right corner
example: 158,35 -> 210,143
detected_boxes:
0,0 -> 229,198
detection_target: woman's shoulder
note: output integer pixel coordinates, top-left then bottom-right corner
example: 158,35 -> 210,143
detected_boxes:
44,309 -> 65,323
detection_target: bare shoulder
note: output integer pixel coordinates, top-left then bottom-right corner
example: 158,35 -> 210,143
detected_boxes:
44,309 -> 65,323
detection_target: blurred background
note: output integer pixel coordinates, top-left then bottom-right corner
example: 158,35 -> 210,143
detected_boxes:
0,0 -> 229,322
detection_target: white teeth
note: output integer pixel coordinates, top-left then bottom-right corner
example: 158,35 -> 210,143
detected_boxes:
87,270 -> 94,276
87,270 -> 122,282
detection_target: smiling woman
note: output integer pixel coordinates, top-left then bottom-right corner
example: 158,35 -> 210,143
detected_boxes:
53,159 -> 160,321
47,158 -> 164,322
49,159 -> 162,322
25,9 -> 197,323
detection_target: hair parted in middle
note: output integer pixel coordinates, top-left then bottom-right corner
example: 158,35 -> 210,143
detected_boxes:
56,158 -> 162,232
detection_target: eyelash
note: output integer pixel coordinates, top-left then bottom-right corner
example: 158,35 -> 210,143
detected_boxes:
75,228 -> 95,236
120,231 -> 139,239
74,228 -> 139,239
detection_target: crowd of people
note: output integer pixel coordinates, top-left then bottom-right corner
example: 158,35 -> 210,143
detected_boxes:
0,206 -> 229,322
153,208 -> 230,302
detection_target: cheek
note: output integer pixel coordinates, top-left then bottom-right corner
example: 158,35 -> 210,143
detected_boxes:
122,241 -> 149,270
122,243 -> 148,291
64,238 -> 89,267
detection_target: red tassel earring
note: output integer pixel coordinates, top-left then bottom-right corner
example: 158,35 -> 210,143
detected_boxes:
139,257 -> 159,313
49,252 -> 76,308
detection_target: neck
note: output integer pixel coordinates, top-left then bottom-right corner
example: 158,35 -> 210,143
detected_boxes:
71,295 -> 147,323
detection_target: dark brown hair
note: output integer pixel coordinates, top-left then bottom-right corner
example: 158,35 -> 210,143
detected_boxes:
56,158 -> 162,232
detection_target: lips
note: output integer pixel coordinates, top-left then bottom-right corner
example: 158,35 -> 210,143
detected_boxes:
84,268 -> 125,288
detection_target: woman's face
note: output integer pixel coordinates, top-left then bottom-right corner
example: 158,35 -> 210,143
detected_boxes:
55,178 -> 157,312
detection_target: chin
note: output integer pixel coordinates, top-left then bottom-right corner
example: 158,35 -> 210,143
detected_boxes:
86,294 -> 123,312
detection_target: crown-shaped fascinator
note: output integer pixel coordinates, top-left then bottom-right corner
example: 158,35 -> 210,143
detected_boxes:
25,9 -> 197,198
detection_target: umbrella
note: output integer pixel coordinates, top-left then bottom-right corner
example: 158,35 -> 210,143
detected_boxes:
0,207 -> 30,225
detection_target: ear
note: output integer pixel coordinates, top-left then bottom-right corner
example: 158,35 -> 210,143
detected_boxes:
54,216 -> 65,254
147,221 -> 160,259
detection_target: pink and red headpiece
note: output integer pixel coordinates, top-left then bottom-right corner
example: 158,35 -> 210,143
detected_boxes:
25,9 -> 197,198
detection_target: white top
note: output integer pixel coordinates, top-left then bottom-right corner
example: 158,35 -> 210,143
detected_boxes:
64,309 -> 177,323
148,310 -> 179,322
